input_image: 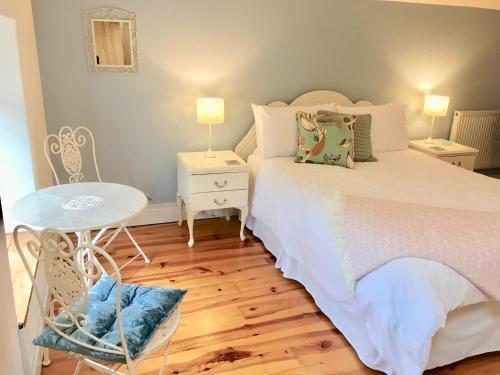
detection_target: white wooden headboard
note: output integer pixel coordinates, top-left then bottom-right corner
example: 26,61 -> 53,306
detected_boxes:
234,90 -> 373,161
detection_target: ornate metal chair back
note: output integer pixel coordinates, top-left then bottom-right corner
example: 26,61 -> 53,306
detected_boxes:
13,225 -> 132,363
44,126 -> 101,184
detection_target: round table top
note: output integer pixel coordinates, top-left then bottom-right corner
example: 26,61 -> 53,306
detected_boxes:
12,182 -> 147,232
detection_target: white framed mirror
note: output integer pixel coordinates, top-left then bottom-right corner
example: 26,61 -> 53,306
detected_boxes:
84,8 -> 139,73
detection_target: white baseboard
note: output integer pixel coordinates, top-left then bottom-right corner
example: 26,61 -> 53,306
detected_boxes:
127,202 -> 238,227
127,202 -> 178,226
4,202 -> 235,234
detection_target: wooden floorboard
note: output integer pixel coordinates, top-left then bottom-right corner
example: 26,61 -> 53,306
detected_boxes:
41,219 -> 500,374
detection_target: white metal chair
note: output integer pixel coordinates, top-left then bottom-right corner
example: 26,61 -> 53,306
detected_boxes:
44,125 -> 150,264
14,225 -> 184,375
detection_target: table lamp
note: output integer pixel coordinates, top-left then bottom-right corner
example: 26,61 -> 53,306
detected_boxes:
197,98 -> 224,158
423,95 -> 449,144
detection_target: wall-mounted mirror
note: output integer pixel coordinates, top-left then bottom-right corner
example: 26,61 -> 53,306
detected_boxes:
84,8 -> 139,73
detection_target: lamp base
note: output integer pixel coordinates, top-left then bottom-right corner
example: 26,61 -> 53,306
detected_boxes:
204,149 -> 216,158
425,116 -> 436,144
204,124 -> 216,158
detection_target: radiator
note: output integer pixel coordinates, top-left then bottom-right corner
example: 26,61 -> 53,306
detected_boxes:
449,110 -> 500,170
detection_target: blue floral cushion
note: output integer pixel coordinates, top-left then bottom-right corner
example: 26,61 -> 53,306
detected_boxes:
33,274 -> 186,363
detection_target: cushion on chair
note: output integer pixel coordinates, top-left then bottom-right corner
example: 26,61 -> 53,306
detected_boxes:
33,274 -> 186,363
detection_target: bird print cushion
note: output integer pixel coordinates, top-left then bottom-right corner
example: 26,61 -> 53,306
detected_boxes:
295,111 -> 355,168
316,110 -> 376,162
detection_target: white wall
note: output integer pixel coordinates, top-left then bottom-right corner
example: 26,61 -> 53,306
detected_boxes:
0,14 -> 37,232
0,0 -> 52,232
0,221 -> 24,374
0,0 -> 52,191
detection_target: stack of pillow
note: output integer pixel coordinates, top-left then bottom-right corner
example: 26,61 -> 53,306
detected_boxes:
251,102 -> 408,169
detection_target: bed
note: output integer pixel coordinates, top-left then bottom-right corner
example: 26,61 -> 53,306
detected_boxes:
234,90 -> 500,375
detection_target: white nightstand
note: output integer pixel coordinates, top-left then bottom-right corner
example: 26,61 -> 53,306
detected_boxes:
409,139 -> 479,171
176,150 -> 249,247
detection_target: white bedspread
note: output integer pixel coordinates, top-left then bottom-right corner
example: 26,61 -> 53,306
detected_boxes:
248,149 -> 500,375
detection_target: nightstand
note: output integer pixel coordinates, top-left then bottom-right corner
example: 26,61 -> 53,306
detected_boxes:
409,139 -> 479,170
176,150 -> 249,247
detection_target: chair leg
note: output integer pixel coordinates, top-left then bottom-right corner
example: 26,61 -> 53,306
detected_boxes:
127,363 -> 137,375
158,343 -> 172,375
73,360 -> 83,375
42,348 -> 51,367
78,357 -> 126,374
124,227 -> 150,263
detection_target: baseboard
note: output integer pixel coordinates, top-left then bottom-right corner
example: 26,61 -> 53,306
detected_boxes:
3,202 -> 236,234
127,202 -> 178,226
127,202 -> 238,227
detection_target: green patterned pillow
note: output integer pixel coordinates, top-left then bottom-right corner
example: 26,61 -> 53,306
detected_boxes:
316,111 -> 376,162
295,111 -> 355,168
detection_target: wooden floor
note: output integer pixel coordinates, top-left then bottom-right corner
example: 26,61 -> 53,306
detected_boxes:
42,219 -> 500,375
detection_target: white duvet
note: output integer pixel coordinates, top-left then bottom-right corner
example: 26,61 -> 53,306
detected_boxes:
248,149 -> 500,375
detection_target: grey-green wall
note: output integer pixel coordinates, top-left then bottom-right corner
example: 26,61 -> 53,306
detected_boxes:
32,0 -> 500,203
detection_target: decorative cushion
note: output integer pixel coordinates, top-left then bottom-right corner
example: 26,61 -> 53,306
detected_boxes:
316,111 -> 376,162
336,104 -> 408,152
33,274 -> 186,364
295,111 -> 355,168
252,103 -> 337,159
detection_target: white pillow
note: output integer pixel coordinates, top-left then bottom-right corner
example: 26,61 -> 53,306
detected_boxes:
336,103 -> 408,152
252,103 -> 337,158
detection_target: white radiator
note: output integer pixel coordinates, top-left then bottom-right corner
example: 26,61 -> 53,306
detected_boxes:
450,110 -> 500,170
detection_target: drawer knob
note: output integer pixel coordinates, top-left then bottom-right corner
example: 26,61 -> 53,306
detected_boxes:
213,198 -> 227,206
214,180 -> 228,188
458,161 -> 462,166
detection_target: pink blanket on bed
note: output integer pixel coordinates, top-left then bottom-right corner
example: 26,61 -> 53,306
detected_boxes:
330,194 -> 500,300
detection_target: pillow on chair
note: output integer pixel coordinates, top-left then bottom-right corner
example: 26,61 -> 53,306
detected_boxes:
33,274 -> 186,363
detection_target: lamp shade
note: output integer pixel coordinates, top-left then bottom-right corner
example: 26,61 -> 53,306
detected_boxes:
197,98 -> 224,125
423,95 -> 449,117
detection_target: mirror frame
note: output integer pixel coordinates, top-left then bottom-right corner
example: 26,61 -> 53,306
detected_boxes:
84,8 -> 139,73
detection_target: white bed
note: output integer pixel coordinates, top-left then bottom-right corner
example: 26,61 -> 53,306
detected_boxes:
235,91 -> 500,375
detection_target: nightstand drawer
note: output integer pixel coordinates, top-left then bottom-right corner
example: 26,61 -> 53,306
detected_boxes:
189,190 -> 248,211
190,172 -> 249,193
440,155 -> 476,170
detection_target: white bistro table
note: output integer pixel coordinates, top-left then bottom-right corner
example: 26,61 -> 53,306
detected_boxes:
12,182 -> 147,269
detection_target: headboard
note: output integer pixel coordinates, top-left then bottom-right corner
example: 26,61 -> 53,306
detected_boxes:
234,90 -> 373,161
